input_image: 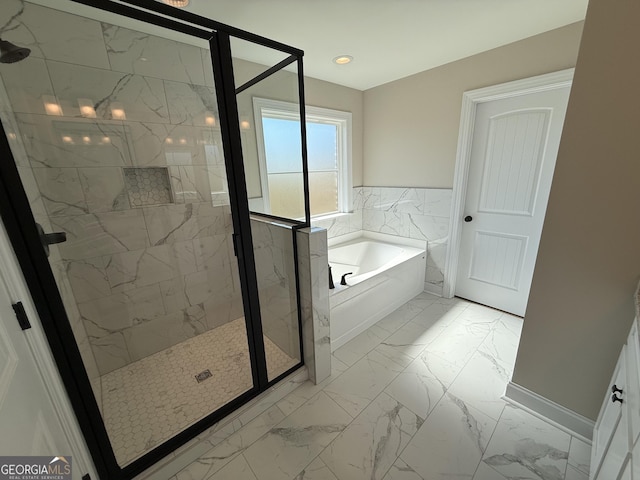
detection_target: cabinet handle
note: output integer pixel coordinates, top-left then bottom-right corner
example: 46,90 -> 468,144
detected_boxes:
612,385 -> 623,395
612,393 -> 623,404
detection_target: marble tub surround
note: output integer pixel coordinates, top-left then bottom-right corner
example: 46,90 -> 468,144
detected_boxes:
250,217 -> 302,379
297,227 -> 331,384
312,186 -> 452,296
168,292 -> 588,480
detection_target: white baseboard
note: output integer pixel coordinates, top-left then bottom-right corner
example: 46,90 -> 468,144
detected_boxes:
504,382 -> 594,443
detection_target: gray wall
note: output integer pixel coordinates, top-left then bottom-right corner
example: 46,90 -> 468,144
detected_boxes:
362,22 -> 584,188
513,0 -> 640,420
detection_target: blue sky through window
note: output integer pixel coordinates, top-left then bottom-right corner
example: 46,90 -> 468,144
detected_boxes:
263,117 -> 337,173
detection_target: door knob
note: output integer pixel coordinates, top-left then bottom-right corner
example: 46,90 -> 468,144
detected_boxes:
611,393 -> 623,404
464,216 -> 473,222
612,385 -> 623,395
36,223 -> 67,258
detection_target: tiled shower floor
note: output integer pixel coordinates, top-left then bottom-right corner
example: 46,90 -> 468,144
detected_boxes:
100,318 -> 299,465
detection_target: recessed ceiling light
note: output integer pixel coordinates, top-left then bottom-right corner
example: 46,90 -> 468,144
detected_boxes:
162,0 -> 189,7
333,55 -> 353,65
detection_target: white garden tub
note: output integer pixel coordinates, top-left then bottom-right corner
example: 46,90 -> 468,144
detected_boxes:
328,231 -> 426,350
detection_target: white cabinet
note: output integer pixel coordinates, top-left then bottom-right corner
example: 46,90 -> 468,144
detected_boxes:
591,319 -> 640,480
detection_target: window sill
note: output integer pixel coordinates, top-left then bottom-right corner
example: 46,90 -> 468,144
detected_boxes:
311,212 -> 351,222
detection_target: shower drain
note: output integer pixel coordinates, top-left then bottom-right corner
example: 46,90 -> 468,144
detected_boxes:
195,369 -> 213,383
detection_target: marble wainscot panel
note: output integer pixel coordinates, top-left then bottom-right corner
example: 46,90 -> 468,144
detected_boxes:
361,187 -> 452,296
251,217 -> 301,372
297,227 -> 331,384
313,187 -> 451,296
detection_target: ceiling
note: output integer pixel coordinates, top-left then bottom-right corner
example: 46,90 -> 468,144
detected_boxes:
181,0 -> 589,91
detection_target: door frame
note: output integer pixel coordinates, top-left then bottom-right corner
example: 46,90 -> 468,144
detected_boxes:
443,68 -> 574,299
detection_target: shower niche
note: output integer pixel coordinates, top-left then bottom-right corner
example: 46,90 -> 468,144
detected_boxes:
0,0 -> 309,478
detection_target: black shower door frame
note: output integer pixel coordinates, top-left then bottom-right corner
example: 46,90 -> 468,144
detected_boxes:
0,1 -> 310,478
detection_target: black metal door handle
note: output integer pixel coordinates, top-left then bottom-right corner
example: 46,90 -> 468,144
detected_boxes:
612,385 -> 623,395
612,393 -> 623,404
464,215 -> 473,222
36,223 -> 67,258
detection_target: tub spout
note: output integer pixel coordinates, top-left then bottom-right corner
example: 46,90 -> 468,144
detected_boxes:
329,265 -> 335,289
340,272 -> 353,286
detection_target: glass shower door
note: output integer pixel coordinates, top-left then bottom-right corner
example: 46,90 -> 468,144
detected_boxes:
230,38 -> 306,381
0,0 -> 256,470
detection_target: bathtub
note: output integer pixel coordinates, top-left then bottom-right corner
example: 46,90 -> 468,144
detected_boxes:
328,231 -> 427,350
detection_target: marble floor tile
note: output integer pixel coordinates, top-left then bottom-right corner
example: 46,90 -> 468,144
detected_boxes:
376,301 -> 425,333
564,465 -> 589,480
425,321 -> 489,368
406,292 -> 440,311
409,301 -> 466,329
320,392 -> 423,480
477,314 -> 523,373
384,351 -> 460,419
243,392 -> 352,480
333,325 -> 390,366
568,436 -> 591,475
293,457 -> 338,480
173,295 -> 586,480
324,350 -> 404,418
447,350 -> 509,421
377,321 -> 438,361
482,404 -> 571,480
175,404 -> 286,480
207,455 -> 257,480
401,393 -> 497,480
471,462 -> 508,480
382,459 -> 424,480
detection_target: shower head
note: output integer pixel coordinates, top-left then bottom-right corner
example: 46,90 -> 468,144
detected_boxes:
0,38 -> 31,64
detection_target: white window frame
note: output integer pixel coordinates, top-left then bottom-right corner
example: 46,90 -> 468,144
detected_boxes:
252,97 -> 352,218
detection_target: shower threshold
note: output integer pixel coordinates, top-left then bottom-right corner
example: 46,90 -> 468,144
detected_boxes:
99,317 -> 298,466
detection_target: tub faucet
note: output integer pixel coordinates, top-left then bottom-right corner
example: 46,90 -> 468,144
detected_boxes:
340,272 -> 353,285
329,265 -> 335,289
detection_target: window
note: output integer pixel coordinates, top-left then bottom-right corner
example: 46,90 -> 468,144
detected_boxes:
253,97 -> 352,219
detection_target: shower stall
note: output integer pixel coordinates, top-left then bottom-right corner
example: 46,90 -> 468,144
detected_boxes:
0,0 -> 310,478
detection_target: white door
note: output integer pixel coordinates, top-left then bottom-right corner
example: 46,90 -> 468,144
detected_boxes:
455,86 -> 570,316
0,225 -> 85,477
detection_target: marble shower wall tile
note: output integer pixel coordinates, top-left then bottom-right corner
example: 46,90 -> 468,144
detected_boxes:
0,56 -> 56,115
47,60 -> 170,123
143,203 -> 231,246
102,25 -> 206,86
79,284 -> 166,339
165,80 -> 217,126
51,210 -> 150,260
104,242 -> 197,292
0,1 -> 110,69
127,122 -> 221,167
2,6 -> 237,376
32,167 -> 88,217
78,167 -> 130,212
16,114 -> 133,169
